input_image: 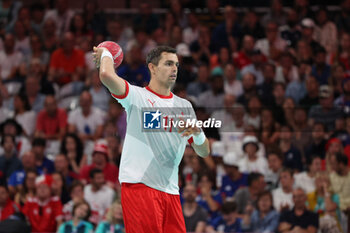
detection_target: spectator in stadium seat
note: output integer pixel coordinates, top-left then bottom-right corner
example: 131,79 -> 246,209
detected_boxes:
307,172 -> 341,224
265,149 -> 283,190
280,9 -> 301,48
314,8 -> 338,56
48,32 -> 85,86
255,21 -> 287,61
211,6 -> 241,53
68,91 -> 105,144
299,75 -> 320,112
261,0 -> 286,27
279,125 -> 303,172
278,188 -> 319,233
330,153 -> 350,214
182,183 -> 208,232
190,25 -> 213,65
275,52 -> 299,84
241,190 -> 279,232
63,180 -> 99,224
22,174 -> 63,233
44,0 -> 74,38
334,77 -> 350,110
186,63 -> 210,98
0,184 -> 20,221
234,172 -> 266,214
236,73 -> 257,107
223,64 -> 243,97
13,169 -> 37,207
300,18 -> 323,54
272,168 -> 294,212
311,47 -> 331,86
0,118 -> 31,157
117,44 -> 150,87
60,133 -> 85,173
233,35 -> 254,70
0,33 -> 23,81
196,172 -> 221,223
58,200 -> 94,233
23,75 -> 46,113
220,152 -> 248,200
32,137 -> 55,174
51,171 -> 70,204
35,95 -> 67,140
132,3 -> 159,35
239,136 -> 268,176
54,154 -> 79,185
241,10 -> 265,40
207,200 -> 243,233
13,93 -> 36,137
106,100 -> 126,140
309,85 -> 343,132
79,142 -> 118,186
84,168 -> 115,223
294,155 -> 322,194
88,70 -> 110,112
83,0 -> 108,36
196,74 -> 225,114
8,151 -> 39,196
0,135 -> 22,179
42,18 -> 59,53
95,201 -> 125,233
241,49 -> 265,85
183,12 -> 200,45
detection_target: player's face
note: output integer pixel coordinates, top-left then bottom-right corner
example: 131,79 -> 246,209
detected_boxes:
153,52 -> 179,88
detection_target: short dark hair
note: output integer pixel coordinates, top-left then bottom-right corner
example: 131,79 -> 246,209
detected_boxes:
32,137 -> 46,147
1,134 -> 15,146
146,46 -> 177,66
281,168 -> 294,177
221,201 -> 237,214
89,168 -> 103,179
69,180 -> 84,194
335,153 -> 348,166
248,172 -> 263,186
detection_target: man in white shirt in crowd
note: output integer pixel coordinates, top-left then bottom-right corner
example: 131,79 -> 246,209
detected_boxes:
272,168 -> 294,212
84,168 -> 115,222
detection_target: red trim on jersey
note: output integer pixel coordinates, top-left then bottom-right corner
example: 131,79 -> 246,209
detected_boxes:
188,137 -> 193,145
111,80 -> 129,99
145,86 -> 173,99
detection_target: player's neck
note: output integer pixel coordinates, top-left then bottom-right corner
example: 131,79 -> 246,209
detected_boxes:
148,80 -> 171,97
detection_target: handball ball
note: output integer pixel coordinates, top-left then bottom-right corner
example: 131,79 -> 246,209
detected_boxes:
97,41 -> 123,68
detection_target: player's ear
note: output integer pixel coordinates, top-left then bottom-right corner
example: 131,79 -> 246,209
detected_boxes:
148,63 -> 156,75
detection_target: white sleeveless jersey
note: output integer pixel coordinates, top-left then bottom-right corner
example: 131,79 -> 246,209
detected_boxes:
111,81 -> 195,194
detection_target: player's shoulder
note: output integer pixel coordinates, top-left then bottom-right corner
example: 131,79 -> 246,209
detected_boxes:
173,94 -> 193,107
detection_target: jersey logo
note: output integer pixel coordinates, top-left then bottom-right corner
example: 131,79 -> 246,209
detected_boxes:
143,110 -> 162,129
147,99 -> 155,107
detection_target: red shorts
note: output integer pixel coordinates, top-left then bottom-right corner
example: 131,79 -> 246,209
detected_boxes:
121,183 -> 186,233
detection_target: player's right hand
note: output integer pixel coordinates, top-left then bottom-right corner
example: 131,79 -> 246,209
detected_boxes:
92,46 -> 107,69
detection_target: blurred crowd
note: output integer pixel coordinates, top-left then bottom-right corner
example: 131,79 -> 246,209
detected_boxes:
1,0 -> 350,232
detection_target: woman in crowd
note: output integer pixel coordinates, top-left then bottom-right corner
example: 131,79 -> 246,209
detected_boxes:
242,190 -> 279,232
14,170 -> 37,207
58,200 -> 94,233
60,133 -> 85,173
95,201 -> 125,233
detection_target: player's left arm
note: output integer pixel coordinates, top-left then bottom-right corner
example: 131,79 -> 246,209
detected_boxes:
179,126 -> 210,157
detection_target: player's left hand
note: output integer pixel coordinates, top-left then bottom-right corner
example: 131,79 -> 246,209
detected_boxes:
177,118 -> 201,137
